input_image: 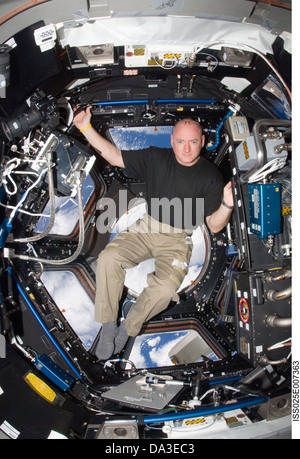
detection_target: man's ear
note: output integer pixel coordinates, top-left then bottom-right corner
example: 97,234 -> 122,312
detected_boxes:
170,134 -> 174,147
201,134 -> 206,148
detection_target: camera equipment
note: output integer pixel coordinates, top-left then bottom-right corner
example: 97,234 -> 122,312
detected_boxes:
1,90 -> 59,141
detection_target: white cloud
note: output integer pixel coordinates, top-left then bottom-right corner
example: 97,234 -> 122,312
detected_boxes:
149,337 -> 181,367
147,336 -> 161,347
41,270 -> 99,349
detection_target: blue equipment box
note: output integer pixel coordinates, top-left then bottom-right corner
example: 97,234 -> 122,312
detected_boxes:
248,183 -> 281,238
33,354 -> 75,392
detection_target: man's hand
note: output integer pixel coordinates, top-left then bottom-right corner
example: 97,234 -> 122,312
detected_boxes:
73,106 -> 92,131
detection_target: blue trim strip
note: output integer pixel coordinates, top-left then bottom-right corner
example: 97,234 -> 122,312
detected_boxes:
156,99 -> 217,104
94,99 -> 217,107
7,266 -> 82,380
95,100 -> 148,106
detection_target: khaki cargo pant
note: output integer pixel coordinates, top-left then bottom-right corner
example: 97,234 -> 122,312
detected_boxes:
95,213 -> 193,336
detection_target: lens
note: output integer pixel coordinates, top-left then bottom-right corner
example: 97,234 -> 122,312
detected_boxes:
1,108 -> 42,141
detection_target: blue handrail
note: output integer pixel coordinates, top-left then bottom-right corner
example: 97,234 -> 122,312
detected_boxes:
141,395 -> 268,424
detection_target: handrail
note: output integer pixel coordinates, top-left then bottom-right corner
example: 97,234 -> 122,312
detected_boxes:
241,119 -> 291,183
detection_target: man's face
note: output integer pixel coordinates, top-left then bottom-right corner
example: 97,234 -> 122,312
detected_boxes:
171,120 -> 205,167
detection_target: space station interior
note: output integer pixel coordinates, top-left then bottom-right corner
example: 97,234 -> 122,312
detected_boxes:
0,0 -> 293,440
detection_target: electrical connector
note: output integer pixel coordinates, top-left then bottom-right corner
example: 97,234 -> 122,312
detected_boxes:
3,247 -> 15,258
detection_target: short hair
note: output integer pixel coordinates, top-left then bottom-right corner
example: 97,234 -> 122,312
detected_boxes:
173,118 -> 203,134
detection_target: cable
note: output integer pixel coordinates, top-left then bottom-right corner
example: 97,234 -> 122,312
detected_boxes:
199,383 -> 256,405
0,203 -> 50,218
206,109 -> 233,151
2,134 -> 59,243
6,169 -> 48,222
268,337 -> 291,352
14,151 -> 56,243
2,157 -> 47,196
241,118 -> 290,184
247,157 -> 287,183
9,177 -> 85,265
103,359 -> 136,371
198,52 -> 219,71
153,54 -> 179,70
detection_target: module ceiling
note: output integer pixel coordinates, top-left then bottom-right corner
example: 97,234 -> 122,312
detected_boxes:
0,0 -> 291,44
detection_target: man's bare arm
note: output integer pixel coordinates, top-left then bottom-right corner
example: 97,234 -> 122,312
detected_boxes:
206,182 -> 234,233
73,106 -> 125,168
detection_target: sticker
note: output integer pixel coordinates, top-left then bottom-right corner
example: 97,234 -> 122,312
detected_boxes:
0,421 -> 20,439
239,297 -> 250,323
123,69 -> 139,76
34,24 -> 57,52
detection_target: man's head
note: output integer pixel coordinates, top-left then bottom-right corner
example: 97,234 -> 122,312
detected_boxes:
171,118 -> 205,167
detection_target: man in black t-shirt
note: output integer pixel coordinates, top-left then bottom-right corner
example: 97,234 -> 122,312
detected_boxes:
121,145 -> 224,231
73,109 -> 234,360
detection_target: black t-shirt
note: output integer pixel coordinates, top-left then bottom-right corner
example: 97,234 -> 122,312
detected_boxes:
121,146 -> 224,230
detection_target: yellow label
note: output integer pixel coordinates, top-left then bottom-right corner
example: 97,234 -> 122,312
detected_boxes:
134,48 -> 145,55
185,418 -> 206,425
243,141 -> 249,160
